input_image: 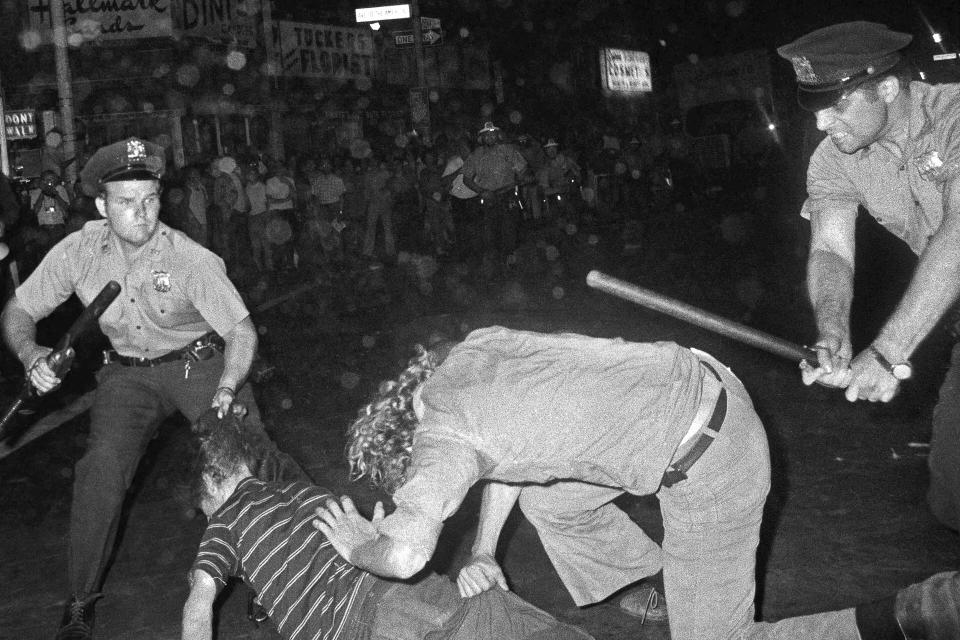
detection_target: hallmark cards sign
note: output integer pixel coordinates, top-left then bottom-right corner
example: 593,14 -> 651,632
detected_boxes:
271,21 -> 375,80
28,0 -> 173,42
600,48 -> 652,94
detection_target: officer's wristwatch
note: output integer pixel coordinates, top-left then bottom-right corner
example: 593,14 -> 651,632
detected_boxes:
867,345 -> 913,380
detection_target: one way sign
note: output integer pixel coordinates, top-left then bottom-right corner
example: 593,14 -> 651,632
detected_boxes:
393,28 -> 442,47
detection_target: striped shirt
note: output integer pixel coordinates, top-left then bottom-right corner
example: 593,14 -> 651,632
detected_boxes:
192,478 -> 372,640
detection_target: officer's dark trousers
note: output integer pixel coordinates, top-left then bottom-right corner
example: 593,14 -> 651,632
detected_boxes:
929,340 -> 960,531
69,351 -> 307,597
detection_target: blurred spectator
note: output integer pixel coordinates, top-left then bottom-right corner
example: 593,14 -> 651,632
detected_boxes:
538,139 -> 581,220
622,137 -> 648,211
210,158 -> 239,265
439,137 -> 480,262
265,163 -> 297,273
184,167 -> 209,247
29,169 -> 71,249
460,122 -> 530,273
245,168 -> 272,272
310,158 -> 346,263
418,148 -> 452,256
0,171 -> 21,298
341,158 -> 367,257
392,151 -> 421,251
516,134 -> 544,221
362,155 -> 396,259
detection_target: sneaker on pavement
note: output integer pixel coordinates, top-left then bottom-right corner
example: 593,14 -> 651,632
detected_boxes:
617,583 -> 668,625
55,593 -> 102,640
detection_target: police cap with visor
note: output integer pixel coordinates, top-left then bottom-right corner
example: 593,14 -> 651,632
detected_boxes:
777,21 -> 913,112
80,137 -> 166,196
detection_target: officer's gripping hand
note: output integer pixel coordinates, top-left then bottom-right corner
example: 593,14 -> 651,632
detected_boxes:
842,348 -> 900,403
456,553 -> 509,598
211,387 -> 247,419
25,347 -> 59,395
800,333 -> 853,389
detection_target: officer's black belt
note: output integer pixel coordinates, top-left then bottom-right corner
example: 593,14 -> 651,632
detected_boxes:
661,361 -> 727,488
104,331 -> 224,367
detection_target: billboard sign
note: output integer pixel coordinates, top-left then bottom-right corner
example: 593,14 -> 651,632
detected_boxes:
600,48 -> 652,94
178,0 -> 259,48
271,21 -> 375,80
27,0 -> 174,42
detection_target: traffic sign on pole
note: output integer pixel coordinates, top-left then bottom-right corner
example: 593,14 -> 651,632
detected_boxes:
393,28 -> 442,47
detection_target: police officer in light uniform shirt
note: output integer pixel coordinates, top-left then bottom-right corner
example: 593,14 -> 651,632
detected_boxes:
1,137 -> 307,640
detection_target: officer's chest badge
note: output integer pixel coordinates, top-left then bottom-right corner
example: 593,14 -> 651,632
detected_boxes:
913,150 -> 954,182
151,269 -> 171,292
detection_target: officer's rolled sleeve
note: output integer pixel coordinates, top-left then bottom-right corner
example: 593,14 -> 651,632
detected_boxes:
801,139 -> 861,220
377,432 -> 482,557
15,233 -> 82,320
184,253 -> 251,336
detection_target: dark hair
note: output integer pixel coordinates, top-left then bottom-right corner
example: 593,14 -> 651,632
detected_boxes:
193,409 -> 256,486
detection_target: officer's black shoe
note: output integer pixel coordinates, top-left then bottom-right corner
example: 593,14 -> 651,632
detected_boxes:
55,593 -> 102,640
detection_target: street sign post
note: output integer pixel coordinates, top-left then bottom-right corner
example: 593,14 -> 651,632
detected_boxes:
393,28 -> 442,47
4,110 -> 38,141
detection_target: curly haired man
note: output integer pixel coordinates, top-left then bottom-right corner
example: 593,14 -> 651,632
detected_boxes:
316,326 -> 960,640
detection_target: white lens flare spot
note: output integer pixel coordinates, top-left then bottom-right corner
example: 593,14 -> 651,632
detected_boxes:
176,64 -> 201,87
19,29 -> 42,51
226,50 -> 247,70
340,372 -> 361,389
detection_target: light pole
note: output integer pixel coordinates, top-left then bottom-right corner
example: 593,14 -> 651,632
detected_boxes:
50,0 -> 77,184
409,0 -> 431,144
0,69 -> 10,176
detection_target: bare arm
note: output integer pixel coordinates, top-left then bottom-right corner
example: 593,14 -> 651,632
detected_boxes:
874,176 -> 960,360
456,482 -> 521,597
212,316 -> 257,416
181,570 -> 217,640
808,176 -> 960,403
801,205 -> 857,389
1,295 -> 57,393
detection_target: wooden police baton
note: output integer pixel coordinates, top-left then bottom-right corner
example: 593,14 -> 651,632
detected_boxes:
586,270 -> 820,366
0,280 -> 122,444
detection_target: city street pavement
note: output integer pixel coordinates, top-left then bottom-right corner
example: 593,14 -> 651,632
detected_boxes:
1,219 -> 959,640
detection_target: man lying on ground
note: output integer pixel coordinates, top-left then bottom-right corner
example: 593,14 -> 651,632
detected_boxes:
181,408 -> 593,640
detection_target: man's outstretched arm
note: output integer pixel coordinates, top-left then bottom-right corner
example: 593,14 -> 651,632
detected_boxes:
182,570 -> 217,640
314,496 -> 432,579
457,481 -> 522,597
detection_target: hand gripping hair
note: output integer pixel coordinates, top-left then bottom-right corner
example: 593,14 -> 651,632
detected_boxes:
193,408 -> 257,490
346,344 -> 450,494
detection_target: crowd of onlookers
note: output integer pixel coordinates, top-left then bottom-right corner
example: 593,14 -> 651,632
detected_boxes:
0,119 -> 714,299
